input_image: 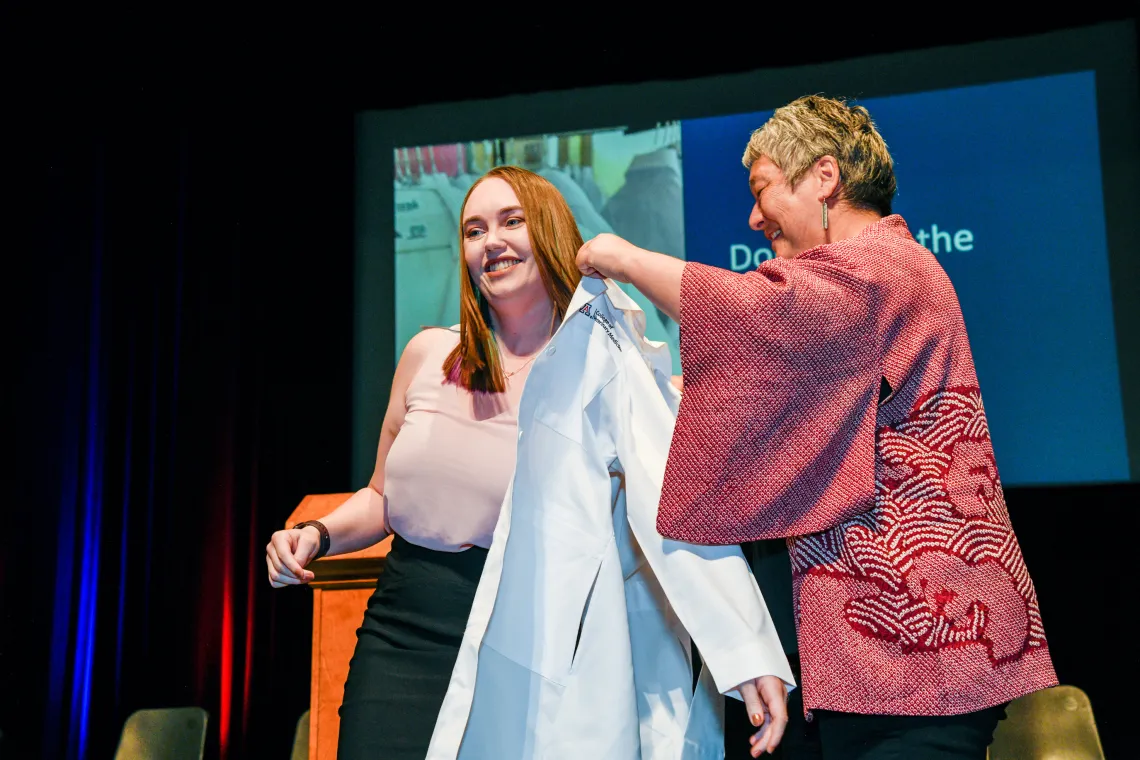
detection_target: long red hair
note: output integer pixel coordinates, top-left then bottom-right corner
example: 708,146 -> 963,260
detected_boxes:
443,165 -> 583,393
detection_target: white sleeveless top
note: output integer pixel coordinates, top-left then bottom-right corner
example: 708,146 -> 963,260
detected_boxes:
383,327 -> 529,551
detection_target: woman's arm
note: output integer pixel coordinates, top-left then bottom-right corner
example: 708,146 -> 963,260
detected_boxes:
309,329 -> 439,554
267,330 -> 434,585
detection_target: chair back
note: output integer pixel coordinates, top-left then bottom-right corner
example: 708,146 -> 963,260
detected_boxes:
291,710 -> 310,760
988,685 -> 1104,760
113,707 -> 208,760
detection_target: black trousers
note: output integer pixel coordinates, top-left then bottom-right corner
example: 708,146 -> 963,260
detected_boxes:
726,655 -> 1007,760
337,535 -> 487,760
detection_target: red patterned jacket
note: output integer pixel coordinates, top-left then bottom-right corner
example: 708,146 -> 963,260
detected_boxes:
658,215 -> 1057,716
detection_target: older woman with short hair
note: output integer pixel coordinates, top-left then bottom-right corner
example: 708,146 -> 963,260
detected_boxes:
577,94 -> 1058,759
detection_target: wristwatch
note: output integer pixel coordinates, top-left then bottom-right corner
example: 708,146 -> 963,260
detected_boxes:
293,520 -> 331,561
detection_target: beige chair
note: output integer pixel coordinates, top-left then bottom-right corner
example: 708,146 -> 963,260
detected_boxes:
113,707 -> 208,760
291,710 -> 310,760
988,685 -> 1104,760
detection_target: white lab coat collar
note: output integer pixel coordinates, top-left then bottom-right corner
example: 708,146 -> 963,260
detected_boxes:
564,275 -> 626,315
564,277 -> 673,381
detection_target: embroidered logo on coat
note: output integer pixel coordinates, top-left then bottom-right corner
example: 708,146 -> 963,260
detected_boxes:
789,386 -> 1047,666
578,303 -> 622,351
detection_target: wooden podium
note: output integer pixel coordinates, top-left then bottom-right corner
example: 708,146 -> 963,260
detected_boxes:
287,494 -> 392,760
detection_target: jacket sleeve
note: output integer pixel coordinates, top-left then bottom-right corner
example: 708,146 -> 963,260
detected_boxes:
657,258 -> 881,545
614,344 -> 796,699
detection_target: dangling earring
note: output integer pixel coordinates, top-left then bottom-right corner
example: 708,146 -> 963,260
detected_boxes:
821,200 -> 829,231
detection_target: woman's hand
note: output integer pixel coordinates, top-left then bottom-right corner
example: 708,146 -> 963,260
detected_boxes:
577,233 -> 684,323
577,233 -> 644,282
736,675 -> 789,756
266,526 -> 321,588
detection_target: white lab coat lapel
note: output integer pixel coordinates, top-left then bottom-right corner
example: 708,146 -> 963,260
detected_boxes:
428,276 -> 628,759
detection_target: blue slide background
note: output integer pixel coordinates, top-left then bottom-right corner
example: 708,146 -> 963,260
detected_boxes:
679,71 -> 1129,486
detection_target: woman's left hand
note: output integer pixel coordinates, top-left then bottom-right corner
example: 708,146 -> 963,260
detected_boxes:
736,675 -> 789,756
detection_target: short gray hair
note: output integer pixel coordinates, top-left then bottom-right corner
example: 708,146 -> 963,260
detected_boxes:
742,95 -> 896,216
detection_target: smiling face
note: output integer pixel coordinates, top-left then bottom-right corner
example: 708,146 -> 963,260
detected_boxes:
445,165 -> 583,394
461,177 -> 547,310
747,155 -> 829,259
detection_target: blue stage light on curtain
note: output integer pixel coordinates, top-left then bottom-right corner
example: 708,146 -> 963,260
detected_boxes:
67,151 -> 107,760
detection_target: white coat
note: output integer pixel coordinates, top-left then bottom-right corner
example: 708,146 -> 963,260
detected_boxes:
427,277 -> 795,760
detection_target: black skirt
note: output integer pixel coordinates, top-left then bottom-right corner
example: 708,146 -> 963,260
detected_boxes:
337,534 -> 488,760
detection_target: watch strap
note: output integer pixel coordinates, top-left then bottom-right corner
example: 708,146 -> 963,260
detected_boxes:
293,520 -> 331,562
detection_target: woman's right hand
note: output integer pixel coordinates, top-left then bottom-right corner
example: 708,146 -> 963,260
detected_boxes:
266,526 -> 320,588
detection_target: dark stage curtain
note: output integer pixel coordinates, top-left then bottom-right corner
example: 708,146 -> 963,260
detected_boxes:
7,98 -> 356,759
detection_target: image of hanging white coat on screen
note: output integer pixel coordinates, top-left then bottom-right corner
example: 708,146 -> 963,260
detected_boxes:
426,276 -> 795,759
